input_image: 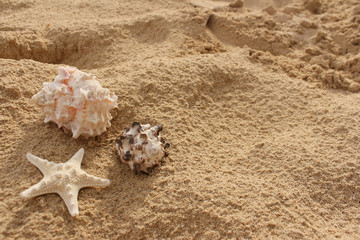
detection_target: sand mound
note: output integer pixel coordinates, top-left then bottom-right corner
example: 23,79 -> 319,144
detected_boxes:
1,0 -> 360,239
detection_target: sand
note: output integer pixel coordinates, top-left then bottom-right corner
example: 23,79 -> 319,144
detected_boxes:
1,0 -> 360,239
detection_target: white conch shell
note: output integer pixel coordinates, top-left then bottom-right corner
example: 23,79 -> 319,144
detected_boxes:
115,122 -> 170,174
32,66 -> 118,138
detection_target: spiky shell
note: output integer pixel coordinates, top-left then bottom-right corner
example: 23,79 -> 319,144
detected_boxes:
32,66 -> 118,138
115,122 -> 170,174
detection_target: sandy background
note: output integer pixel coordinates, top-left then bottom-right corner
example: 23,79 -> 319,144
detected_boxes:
1,0 -> 360,239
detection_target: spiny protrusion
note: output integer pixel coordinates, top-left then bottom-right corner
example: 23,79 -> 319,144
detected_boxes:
54,173 -> 62,179
154,124 -> 163,136
132,121 -> 140,127
40,180 -> 49,188
32,66 -> 118,139
64,185 -> 72,192
69,168 -> 77,176
56,163 -> 64,171
124,151 -> 132,161
115,122 -> 170,174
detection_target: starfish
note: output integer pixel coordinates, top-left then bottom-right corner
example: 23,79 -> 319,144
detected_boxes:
20,148 -> 110,216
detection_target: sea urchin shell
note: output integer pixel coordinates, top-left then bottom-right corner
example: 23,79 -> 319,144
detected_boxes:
32,66 -> 118,138
115,122 -> 170,174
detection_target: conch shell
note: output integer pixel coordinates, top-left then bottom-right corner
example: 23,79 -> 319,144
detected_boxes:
116,122 -> 170,174
32,66 -> 118,138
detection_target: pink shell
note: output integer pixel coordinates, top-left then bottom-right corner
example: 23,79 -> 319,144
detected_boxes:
32,66 -> 118,138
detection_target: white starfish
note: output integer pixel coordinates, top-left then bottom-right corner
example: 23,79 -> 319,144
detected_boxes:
20,148 -> 110,216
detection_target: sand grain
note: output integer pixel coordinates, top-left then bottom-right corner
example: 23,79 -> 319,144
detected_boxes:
1,0 -> 360,239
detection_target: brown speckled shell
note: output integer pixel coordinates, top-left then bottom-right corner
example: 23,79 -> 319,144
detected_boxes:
115,122 -> 170,174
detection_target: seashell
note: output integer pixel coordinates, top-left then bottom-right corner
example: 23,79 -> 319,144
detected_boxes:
115,122 -> 170,174
32,66 -> 118,138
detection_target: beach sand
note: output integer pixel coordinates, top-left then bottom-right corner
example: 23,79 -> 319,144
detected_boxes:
1,0 -> 360,238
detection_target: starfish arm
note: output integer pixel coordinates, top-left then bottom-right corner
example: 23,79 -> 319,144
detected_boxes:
66,148 -> 84,168
20,178 -> 55,199
79,172 -> 111,188
58,186 -> 80,217
26,153 -> 54,176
